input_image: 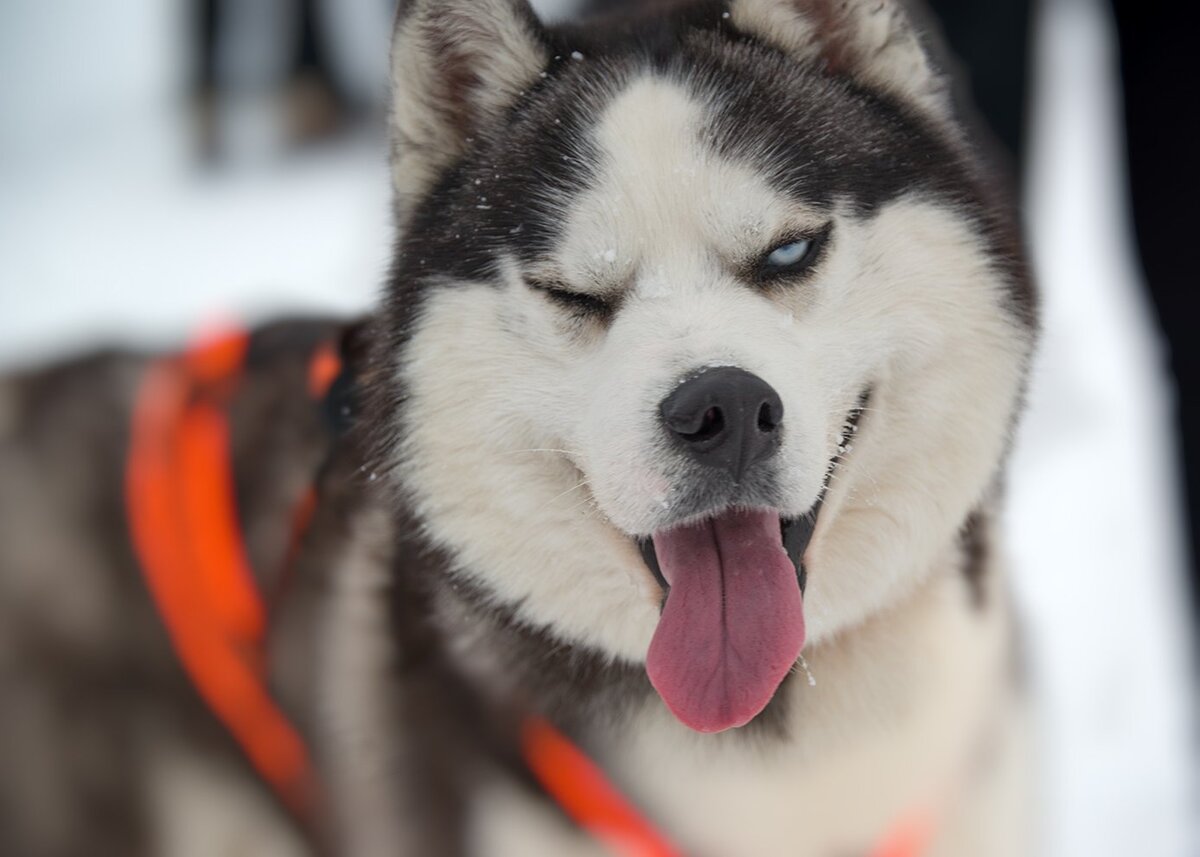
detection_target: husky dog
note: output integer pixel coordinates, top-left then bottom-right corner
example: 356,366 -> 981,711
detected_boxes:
324,0 -> 1038,854
0,1 -> 1038,855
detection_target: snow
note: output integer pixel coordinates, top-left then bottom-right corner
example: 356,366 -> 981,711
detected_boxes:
0,0 -> 1193,853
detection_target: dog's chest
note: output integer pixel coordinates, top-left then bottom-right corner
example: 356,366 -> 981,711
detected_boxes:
608,577 -> 1009,856
472,573 -> 1011,857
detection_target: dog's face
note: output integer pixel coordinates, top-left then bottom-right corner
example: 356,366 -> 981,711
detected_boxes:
379,0 -> 1037,732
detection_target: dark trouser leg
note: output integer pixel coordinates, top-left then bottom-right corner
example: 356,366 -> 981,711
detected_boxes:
923,0 -> 1035,178
192,0 -> 222,160
1111,0 -> 1200,616
286,0 -> 348,141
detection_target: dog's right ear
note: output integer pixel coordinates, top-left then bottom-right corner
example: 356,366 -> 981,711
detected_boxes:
390,0 -> 549,223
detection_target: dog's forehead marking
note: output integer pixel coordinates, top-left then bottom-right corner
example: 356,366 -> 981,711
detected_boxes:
593,76 -> 706,190
557,75 -> 810,288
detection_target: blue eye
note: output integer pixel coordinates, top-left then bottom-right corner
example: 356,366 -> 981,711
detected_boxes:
765,239 -> 812,268
755,227 -> 831,283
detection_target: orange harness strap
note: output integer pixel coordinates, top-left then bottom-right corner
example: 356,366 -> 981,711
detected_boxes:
522,717 -> 685,857
126,328 -> 326,819
522,716 -> 935,857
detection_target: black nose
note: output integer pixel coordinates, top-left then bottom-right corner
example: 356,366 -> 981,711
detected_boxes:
660,367 -> 784,481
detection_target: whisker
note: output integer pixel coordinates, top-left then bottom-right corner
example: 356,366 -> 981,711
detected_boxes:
500,448 -> 574,457
560,491 -> 599,517
537,479 -> 591,513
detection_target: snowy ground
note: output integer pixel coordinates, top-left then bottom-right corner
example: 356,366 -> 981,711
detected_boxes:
0,0 -> 1194,854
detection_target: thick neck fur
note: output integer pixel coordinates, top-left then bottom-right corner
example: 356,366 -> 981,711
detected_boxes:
346,482 -> 1013,855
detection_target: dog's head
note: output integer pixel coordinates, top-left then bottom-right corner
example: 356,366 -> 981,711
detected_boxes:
375,0 -> 1037,733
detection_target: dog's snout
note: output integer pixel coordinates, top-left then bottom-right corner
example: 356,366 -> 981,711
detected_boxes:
660,367 -> 783,480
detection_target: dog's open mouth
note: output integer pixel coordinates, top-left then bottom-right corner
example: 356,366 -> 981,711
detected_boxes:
637,391 -> 869,733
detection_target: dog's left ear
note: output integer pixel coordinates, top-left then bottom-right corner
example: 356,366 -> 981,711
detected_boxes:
728,0 -> 952,123
390,0 -> 549,224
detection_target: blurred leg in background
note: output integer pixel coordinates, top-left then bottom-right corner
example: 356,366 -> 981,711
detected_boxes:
1110,0 -> 1200,629
929,0 -> 1200,639
192,0 -> 223,161
190,0 -> 380,160
311,0 -> 395,119
286,0 -> 350,143
924,0 -> 1035,178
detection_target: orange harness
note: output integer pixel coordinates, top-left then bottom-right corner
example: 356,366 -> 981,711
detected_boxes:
126,328 -> 337,818
126,328 -> 933,856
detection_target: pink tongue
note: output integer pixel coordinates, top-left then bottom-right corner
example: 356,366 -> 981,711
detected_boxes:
645,508 -> 805,733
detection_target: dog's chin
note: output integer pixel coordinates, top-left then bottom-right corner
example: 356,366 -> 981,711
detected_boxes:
630,390 -> 870,734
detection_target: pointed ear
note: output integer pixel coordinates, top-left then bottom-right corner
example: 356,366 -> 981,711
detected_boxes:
729,0 -> 951,123
390,0 -> 549,220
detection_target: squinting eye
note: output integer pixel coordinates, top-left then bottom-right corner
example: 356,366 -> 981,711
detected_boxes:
765,239 -> 812,268
526,277 -> 616,321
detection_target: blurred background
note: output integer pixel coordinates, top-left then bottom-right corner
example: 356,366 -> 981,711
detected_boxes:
0,0 -> 1195,854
